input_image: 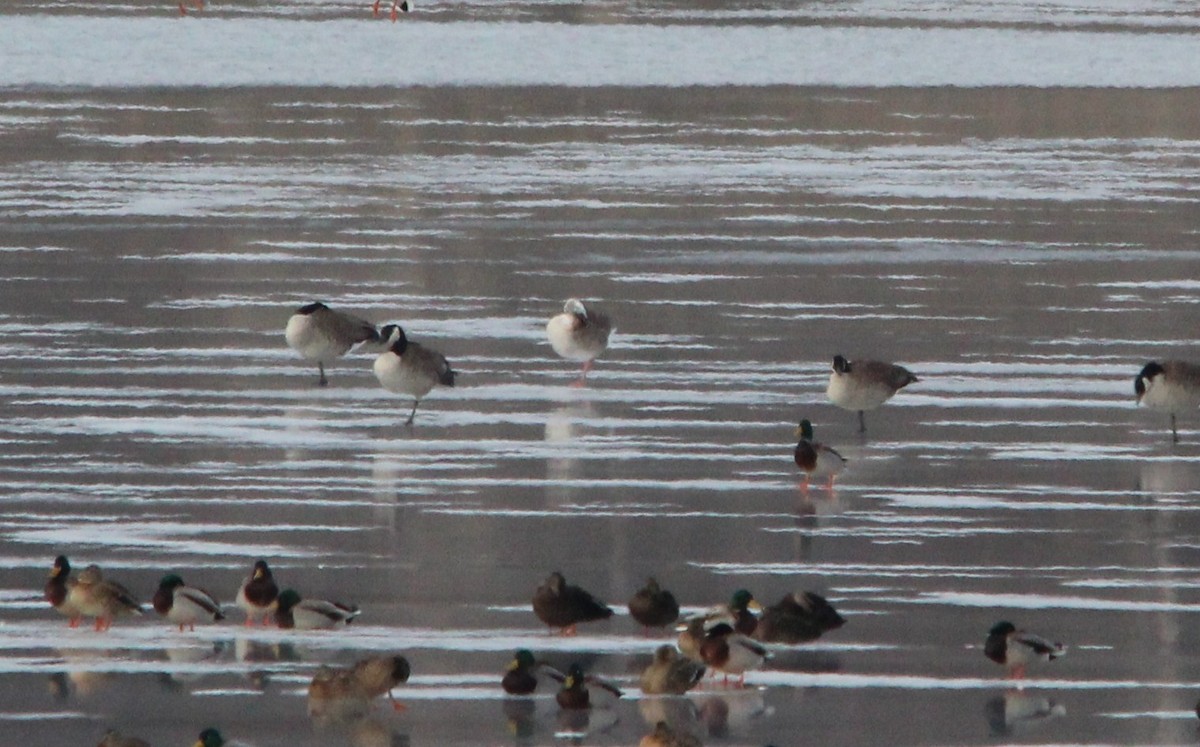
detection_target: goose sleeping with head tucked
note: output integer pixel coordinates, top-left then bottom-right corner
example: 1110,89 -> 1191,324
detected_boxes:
826,354 -> 918,433
285,301 -> 380,387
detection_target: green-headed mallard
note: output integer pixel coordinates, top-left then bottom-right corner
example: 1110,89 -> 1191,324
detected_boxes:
67,564 -> 143,632
501,649 -> 563,695
152,574 -> 224,632
1135,360 -> 1200,442
640,644 -> 705,695
372,324 -> 456,426
985,621 -> 1065,679
532,571 -> 613,635
755,591 -> 845,644
724,589 -> 761,637
285,302 -> 380,387
699,622 -> 768,686
639,720 -> 702,747
628,577 -> 680,632
45,555 -> 81,627
193,728 -> 225,747
793,419 -> 847,491
274,588 -> 360,630
96,729 -> 150,747
547,298 -> 612,384
555,662 -> 622,710
826,354 -> 918,433
235,559 -> 279,626
308,655 -> 411,712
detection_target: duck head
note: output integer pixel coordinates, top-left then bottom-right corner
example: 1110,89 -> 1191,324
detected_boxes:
508,649 -> 536,671
50,555 -> 70,579
796,419 -> 815,440
729,589 -> 761,613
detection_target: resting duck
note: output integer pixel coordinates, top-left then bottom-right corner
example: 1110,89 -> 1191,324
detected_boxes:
640,720 -> 702,747
285,301 -> 380,387
274,589 -> 360,630
640,644 -> 705,695
699,623 -> 769,686
153,574 -> 224,632
546,298 -> 612,385
373,324 -> 456,426
723,589 -> 762,637
67,565 -> 143,631
501,649 -> 564,695
793,419 -> 847,491
628,577 -> 680,631
235,559 -> 279,626
45,555 -> 81,627
308,655 -> 411,711
755,591 -> 845,644
532,571 -> 614,635
676,589 -> 761,659
1135,360 -> 1200,442
984,621 -> 1066,678
555,663 -> 622,710
826,354 -> 918,433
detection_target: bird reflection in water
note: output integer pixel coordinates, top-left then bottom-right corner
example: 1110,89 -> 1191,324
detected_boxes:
984,690 -> 1066,736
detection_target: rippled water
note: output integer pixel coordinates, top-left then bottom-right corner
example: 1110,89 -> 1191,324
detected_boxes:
3,1 -> 1200,746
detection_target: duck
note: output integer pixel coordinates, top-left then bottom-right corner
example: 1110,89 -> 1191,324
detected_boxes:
555,663 -> 622,710
67,564 -> 143,631
45,555 -> 82,627
699,622 -> 769,686
675,615 -> 708,661
532,571 -> 614,635
372,324 -> 456,426
628,577 -> 680,631
235,559 -> 279,626
152,574 -> 224,632
193,729 -> 225,747
285,301 -> 380,387
308,655 -> 411,711
96,730 -> 150,747
723,589 -> 762,637
640,644 -> 706,695
371,0 -> 410,21
676,589 -> 761,659
274,588 -> 360,630
984,621 -> 1066,678
501,649 -> 563,695
546,298 -> 612,384
639,721 -> 702,747
826,354 -> 918,433
1135,360 -> 1200,442
755,591 -> 846,644
793,419 -> 847,491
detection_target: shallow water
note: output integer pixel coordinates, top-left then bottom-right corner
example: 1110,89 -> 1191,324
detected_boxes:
3,2 -> 1200,746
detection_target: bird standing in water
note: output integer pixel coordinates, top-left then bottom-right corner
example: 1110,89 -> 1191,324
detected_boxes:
1134,360 -> 1200,443
546,298 -> 612,385
793,418 -> 847,491
285,301 -> 380,387
984,621 -> 1065,679
373,324 -> 456,426
826,354 -> 918,433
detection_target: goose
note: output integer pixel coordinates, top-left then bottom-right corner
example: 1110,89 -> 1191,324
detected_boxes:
826,354 -> 918,432
308,655 -> 411,711
639,644 -> 705,695
235,559 -> 279,626
755,591 -> 845,644
546,298 -> 612,384
984,621 -> 1065,679
628,577 -> 680,632
555,663 -> 622,710
285,301 -> 380,387
793,419 -> 847,491
45,555 -> 82,627
67,565 -> 143,631
373,324 -> 456,426
532,571 -> 613,635
1135,360 -> 1200,442
640,721 -> 702,747
274,588 -> 360,629
699,622 -> 769,686
152,574 -> 224,632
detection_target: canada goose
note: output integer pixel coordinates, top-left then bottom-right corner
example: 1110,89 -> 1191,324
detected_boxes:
373,324 -> 456,426
755,591 -> 845,644
45,555 -> 82,627
152,574 -> 224,632
628,577 -> 680,631
793,419 -> 847,491
546,298 -> 612,384
555,663 -> 622,710
639,644 -> 705,694
67,565 -> 143,631
984,621 -> 1065,679
235,559 -> 279,626
274,588 -> 360,629
532,571 -> 614,635
826,354 -> 918,432
285,301 -> 380,387
699,622 -> 769,686
1134,360 -> 1200,442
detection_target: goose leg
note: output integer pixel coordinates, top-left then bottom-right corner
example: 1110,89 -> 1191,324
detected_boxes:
404,400 -> 419,426
857,410 -> 866,433
318,362 -> 328,387
1171,414 -> 1179,443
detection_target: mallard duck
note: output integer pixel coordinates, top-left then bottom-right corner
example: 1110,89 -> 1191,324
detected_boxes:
67,565 -> 143,631
309,655 -> 411,711
235,559 -> 279,626
285,301 -> 380,387
755,591 -> 845,644
555,663 -> 622,710
984,621 -> 1066,678
45,555 -> 81,627
793,419 -> 847,491
373,324 -> 456,426
532,571 -> 613,635
826,354 -> 918,433
546,298 -> 612,384
371,0 -> 410,21
675,615 -> 708,661
699,623 -> 769,686
193,729 -> 225,747
675,589 -> 760,659
274,588 -> 360,629
96,729 -> 150,747
501,649 -> 563,695
724,589 -> 761,637
640,645 -> 705,695
152,574 -> 224,632
628,577 -> 680,631
1135,360 -> 1200,442
640,720 -> 702,747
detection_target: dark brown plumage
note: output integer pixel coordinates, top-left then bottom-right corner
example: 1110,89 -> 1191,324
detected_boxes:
628,577 -> 680,630
532,571 -> 613,634
755,591 -> 845,644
